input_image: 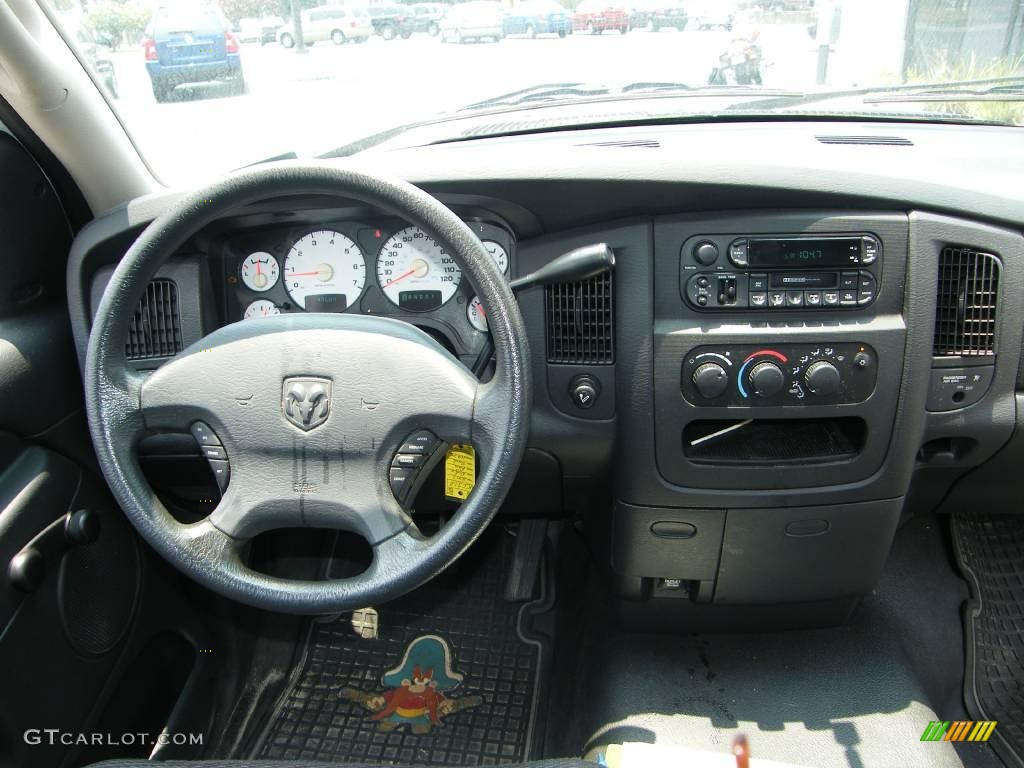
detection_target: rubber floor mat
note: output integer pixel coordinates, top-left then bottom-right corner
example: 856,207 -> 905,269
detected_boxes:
952,510 -> 1024,768
254,529 -> 548,766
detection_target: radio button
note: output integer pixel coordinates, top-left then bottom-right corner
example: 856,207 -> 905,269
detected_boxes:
768,291 -> 787,308
749,273 -> 769,291
729,239 -> 749,267
786,290 -> 804,307
840,289 -> 858,305
804,290 -> 822,306
862,237 -> 880,264
823,291 -> 840,306
840,272 -> 859,290
749,292 -> 768,308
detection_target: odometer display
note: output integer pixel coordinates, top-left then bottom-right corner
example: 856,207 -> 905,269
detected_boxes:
284,230 -> 366,311
376,226 -> 461,311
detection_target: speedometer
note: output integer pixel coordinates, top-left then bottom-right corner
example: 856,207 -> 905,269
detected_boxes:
376,226 -> 461,311
284,230 -> 366,312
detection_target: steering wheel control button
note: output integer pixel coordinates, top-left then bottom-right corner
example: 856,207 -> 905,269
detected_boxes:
399,430 -> 438,455
201,445 -> 227,461
389,468 -> 415,503
392,453 -> 425,470
207,460 -> 230,493
569,374 -> 601,409
190,421 -> 222,447
388,430 -> 445,508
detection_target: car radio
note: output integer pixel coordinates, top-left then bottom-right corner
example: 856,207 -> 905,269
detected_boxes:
680,233 -> 881,311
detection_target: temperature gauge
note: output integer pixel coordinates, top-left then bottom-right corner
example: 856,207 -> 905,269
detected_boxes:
240,252 -> 279,292
243,299 -> 281,320
467,296 -> 488,332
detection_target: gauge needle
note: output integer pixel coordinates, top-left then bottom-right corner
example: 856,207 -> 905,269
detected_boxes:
383,268 -> 417,288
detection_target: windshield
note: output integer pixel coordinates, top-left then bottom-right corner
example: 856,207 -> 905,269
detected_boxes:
44,0 -> 1024,184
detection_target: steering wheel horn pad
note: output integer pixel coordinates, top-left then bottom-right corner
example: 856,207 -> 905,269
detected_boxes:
84,164 -> 531,615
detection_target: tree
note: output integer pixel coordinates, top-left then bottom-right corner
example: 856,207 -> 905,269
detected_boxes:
85,1 -> 150,49
219,0 -> 281,24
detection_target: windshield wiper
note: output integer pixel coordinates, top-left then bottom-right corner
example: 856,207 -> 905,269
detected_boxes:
862,78 -> 1024,104
461,83 -> 606,110
736,76 -> 1024,112
461,81 -> 801,111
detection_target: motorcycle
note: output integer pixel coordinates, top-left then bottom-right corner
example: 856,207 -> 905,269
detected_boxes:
708,35 -> 764,86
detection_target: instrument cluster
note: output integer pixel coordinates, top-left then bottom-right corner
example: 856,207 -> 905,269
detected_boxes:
222,218 -> 513,349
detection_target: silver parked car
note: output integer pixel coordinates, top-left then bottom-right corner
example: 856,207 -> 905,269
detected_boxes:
440,1 -> 505,43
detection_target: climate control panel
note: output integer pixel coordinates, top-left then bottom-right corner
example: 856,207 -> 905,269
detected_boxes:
681,343 -> 878,406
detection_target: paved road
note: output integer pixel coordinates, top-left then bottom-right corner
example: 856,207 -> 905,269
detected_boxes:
109,24 -> 818,184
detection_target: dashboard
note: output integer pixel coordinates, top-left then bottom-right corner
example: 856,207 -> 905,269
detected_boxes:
67,119 -> 1024,630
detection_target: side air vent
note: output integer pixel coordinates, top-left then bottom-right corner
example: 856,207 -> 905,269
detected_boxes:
126,279 -> 183,360
815,135 -> 913,146
933,247 -> 999,357
545,273 -> 614,364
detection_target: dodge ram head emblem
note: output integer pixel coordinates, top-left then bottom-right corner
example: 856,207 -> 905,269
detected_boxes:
282,377 -> 332,431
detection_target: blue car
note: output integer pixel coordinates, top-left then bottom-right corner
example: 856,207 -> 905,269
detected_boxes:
143,3 -> 245,103
503,0 -> 572,37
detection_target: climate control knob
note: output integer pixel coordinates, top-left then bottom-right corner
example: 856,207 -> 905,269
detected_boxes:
748,361 -> 785,397
692,362 -> 729,399
805,360 -> 842,396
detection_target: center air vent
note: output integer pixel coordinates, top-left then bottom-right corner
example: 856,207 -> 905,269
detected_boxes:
815,135 -> 913,146
126,279 -> 183,360
933,247 -> 1000,357
545,273 -> 614,364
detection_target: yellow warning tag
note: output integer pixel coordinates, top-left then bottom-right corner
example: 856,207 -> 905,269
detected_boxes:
444,444 -> 476,502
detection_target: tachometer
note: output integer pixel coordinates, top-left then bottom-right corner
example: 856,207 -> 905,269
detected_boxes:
284,230 -> 366,312
240,251 -> 279,291
376,226 -> 461,311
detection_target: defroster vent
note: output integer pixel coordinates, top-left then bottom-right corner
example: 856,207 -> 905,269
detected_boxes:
545,272 -> 614,364
126,279 -> 183,360
933,247 -> 999,357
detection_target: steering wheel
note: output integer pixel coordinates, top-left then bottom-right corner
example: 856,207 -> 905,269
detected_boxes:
84,164 -> 531,614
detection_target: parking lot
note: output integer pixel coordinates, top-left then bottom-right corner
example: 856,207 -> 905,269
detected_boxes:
110,24 -> 819,184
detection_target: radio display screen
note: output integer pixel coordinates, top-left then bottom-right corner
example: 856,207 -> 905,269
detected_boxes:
748,237 -> 862,268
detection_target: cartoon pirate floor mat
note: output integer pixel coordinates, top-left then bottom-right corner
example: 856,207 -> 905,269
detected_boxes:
254,531 -> 548,766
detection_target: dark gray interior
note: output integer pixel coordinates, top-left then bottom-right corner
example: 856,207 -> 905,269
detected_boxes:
1,116 -> 1022,768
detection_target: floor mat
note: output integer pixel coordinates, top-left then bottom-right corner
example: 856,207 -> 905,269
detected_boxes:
952,510 -> 1024,768
253,529 -> 549,766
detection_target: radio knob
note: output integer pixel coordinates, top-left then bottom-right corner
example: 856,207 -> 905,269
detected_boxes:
693,241 -> 719,266
805,360 -> 842,396
692,362 -> 729,399
748,361 -> 785,397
